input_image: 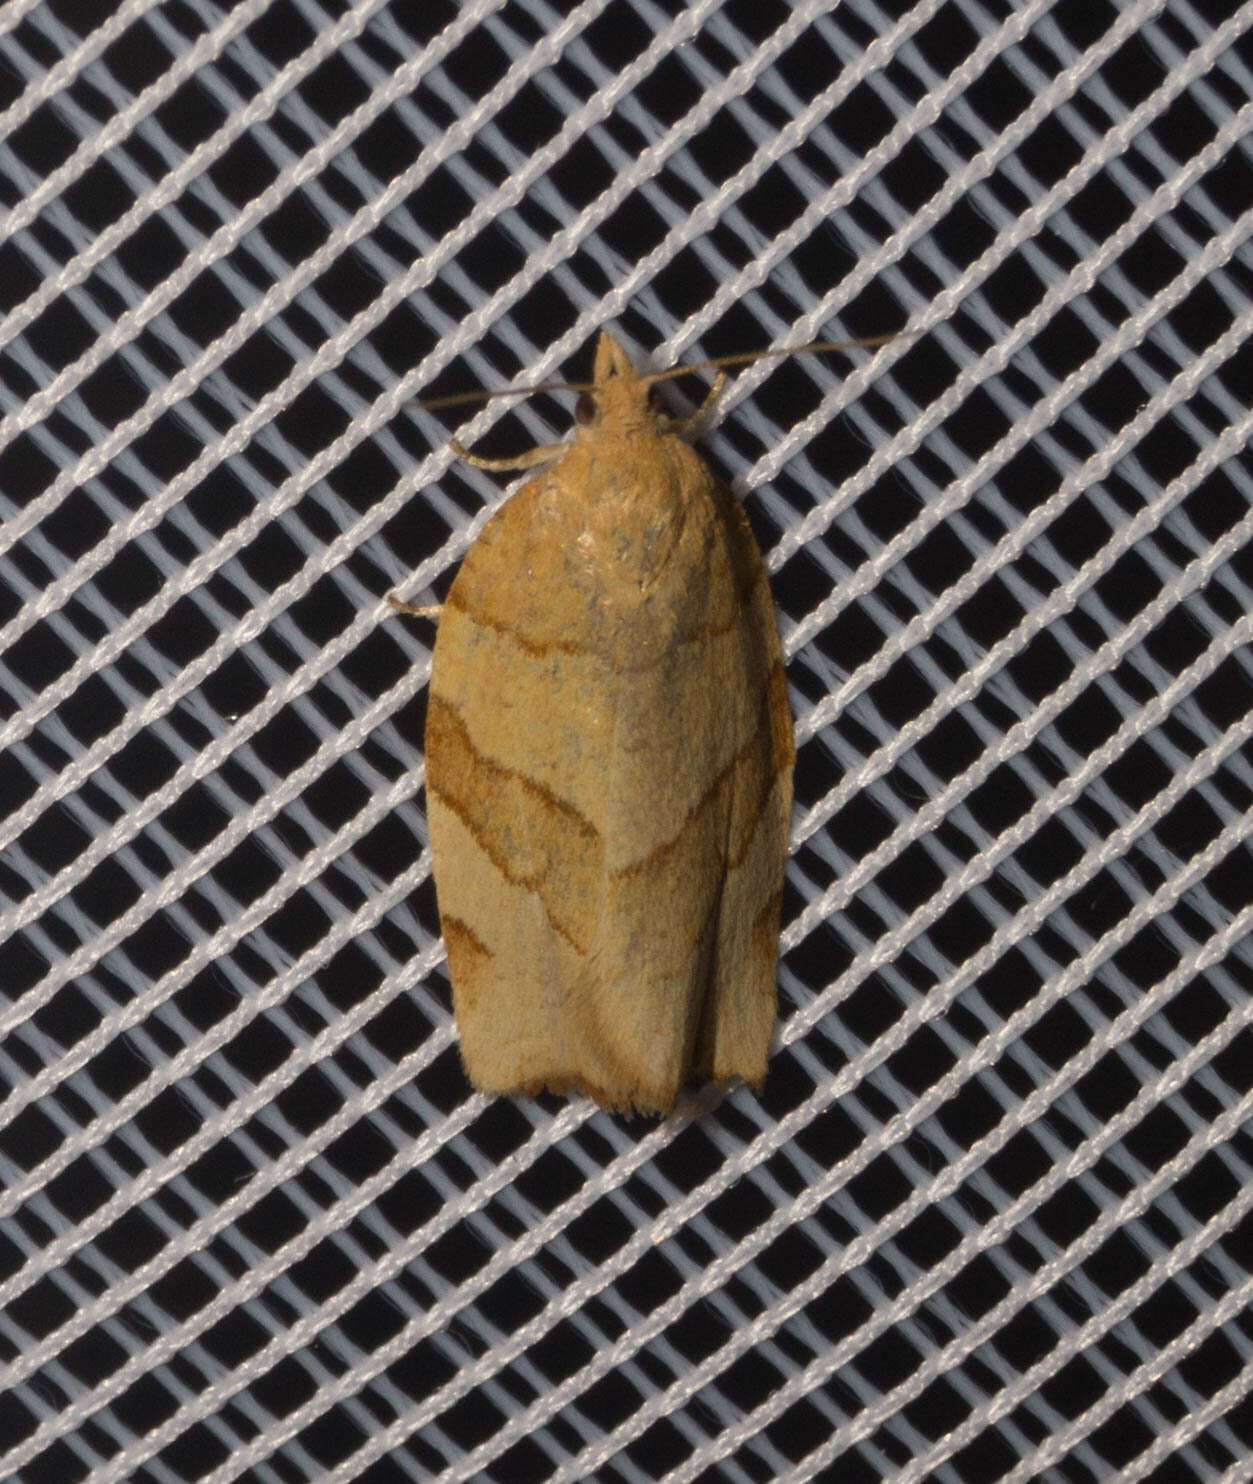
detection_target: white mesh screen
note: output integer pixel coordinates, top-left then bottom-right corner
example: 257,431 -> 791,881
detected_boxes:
1,1 -> 1251,1480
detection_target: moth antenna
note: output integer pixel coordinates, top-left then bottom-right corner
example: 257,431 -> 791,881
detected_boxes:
411,331 -> 899,410
639,331 -> 901,389
413,378 -> 594,412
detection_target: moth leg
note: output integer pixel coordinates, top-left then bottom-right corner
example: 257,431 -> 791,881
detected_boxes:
671,371 -> 727,434
450,438 -> 565,472
386,593 -> 442,621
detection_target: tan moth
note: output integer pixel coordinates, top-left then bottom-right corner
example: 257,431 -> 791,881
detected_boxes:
393,329 -> 887,1114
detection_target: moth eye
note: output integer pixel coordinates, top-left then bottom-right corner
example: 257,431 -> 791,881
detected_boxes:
647,383 -> 665,413
575,391 -> 597,425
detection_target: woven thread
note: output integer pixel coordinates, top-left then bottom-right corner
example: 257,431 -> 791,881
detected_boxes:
1,3 -> 1250,1479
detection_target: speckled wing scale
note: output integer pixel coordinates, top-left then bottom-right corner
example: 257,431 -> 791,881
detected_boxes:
424,331 -> 794,1115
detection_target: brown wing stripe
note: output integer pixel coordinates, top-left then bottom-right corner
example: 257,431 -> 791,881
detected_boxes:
429,696 -> 600,853
447,563 -> 767,666
445,586 -> 586,657
612,658 -> 791,882
442,914 -> 493,961
428,696 -> 598,954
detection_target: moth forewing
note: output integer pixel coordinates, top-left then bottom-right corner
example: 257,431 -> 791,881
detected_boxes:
415,330 -> 794,1114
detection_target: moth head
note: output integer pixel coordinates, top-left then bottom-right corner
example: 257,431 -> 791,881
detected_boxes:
578,330 -> 662,435
592,329 -> 637,385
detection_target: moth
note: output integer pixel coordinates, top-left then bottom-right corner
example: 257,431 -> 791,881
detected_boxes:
396,331 -> 799,1114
